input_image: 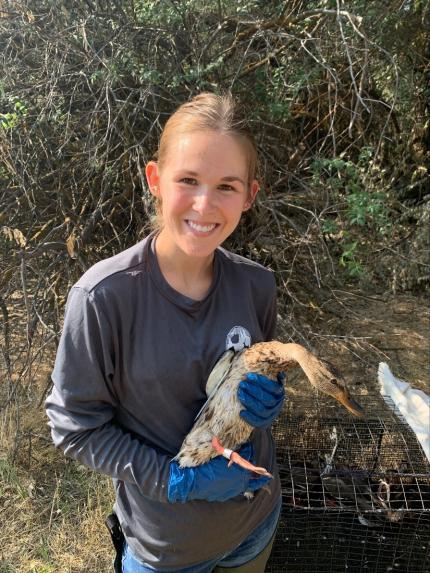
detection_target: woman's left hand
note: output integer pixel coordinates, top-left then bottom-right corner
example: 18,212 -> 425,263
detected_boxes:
238,372 -> 286,429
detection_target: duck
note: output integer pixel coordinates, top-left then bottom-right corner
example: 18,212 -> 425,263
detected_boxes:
175,341 -> 364,477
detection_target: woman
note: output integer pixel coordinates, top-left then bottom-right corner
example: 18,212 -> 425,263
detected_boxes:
46,92 -> 285,572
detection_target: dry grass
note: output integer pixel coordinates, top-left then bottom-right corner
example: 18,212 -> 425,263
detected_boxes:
0,418 -> 115,572
0,375 -> 115,572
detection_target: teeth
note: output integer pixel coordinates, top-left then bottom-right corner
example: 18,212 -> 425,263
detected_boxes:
187,220 -> 216,233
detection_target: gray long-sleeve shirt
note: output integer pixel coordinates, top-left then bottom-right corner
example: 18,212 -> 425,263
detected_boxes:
45,232 -> 281,570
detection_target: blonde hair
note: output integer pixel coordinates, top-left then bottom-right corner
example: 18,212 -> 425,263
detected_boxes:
151,92 -> 259,226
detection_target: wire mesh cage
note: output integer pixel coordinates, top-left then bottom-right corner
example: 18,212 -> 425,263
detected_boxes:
266,394 -> 430,572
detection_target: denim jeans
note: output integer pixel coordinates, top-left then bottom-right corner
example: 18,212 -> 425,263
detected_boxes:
122,497 -> 282,573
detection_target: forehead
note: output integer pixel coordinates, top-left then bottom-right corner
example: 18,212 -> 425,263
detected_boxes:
162,131 -> 249,176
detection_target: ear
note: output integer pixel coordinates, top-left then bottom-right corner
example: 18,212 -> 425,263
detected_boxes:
243,180 -> 260,212
145,161 -> 161,197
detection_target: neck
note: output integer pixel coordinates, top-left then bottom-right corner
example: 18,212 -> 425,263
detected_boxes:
154,230 -> 215,300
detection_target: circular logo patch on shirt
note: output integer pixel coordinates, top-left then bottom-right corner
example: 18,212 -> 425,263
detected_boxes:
225,326 -> 252,352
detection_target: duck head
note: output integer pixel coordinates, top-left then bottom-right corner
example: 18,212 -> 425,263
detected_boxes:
301,357 -> 364,417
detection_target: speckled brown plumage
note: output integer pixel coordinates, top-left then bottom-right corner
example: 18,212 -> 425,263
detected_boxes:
175,342 -> 363,468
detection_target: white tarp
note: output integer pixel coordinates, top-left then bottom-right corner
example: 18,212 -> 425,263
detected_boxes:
378,362 -> 430,461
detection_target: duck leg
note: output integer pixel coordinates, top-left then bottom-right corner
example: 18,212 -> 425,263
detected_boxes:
211,437 -> 273,478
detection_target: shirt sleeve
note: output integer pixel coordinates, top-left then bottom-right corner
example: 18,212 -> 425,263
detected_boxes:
45,286 -> 170,502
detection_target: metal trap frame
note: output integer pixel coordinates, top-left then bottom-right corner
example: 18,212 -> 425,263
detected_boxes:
266,394 -> 430,572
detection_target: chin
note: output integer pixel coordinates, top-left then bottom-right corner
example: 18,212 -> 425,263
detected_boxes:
181,243 -> 218,259
178,232 -> 227,258
181,235 -> 223,256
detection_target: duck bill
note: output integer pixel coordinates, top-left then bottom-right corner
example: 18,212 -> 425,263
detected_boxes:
335,391 -> 364,417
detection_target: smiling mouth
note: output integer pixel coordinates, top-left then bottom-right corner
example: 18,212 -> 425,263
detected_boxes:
186,220 -> 219,233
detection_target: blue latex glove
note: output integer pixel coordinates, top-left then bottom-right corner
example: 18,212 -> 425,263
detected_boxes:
238,372 -> 286,429
168,443 -> 271,503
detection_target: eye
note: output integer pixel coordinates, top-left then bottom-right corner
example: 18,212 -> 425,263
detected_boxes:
218,184 -> 235,192
180,178 -> 197,185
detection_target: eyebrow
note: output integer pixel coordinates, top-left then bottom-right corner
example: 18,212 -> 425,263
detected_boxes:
177,171 -> 246,186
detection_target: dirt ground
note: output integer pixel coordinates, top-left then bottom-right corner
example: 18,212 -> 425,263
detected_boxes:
294,289 -> 430,396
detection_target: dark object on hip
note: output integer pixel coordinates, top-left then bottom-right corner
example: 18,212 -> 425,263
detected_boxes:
105,512 -> 125,573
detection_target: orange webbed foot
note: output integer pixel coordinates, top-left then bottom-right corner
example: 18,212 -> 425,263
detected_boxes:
211,436 -> 273,478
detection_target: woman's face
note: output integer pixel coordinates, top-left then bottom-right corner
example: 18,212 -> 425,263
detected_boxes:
146,131 -> 259,261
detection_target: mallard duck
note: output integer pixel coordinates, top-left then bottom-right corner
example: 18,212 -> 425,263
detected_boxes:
175,341 -> 364,477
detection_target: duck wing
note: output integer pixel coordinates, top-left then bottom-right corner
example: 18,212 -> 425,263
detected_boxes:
193,349 -> 238,422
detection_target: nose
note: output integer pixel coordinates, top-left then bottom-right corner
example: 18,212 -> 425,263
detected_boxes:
192,186 -> 216,215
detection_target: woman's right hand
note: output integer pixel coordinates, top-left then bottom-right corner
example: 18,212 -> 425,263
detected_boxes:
167,443 -> 271,503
